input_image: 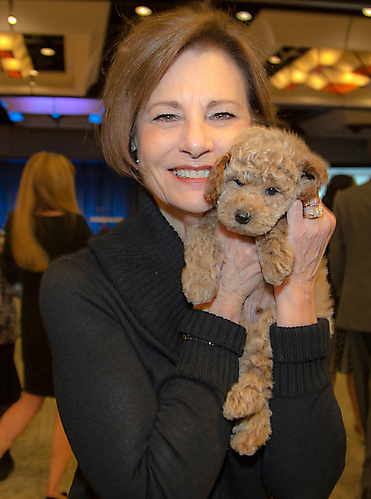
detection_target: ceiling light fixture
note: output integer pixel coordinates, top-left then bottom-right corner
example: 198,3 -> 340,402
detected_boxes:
236,11 -> 252,22
293,47 -> 343,73
7,15 -> 17,25
0,32 -> 34,78
0,96 -> 105,122
8,111 -> 23,122
269,47 -> 371,94
89,114 -> 102,124
0,33 -> 12,52
40,47 -> 56,56
135,6 -> 153,17
268,55 -> 281,65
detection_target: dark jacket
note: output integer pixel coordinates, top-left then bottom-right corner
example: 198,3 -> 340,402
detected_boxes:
330,180 -> 371,332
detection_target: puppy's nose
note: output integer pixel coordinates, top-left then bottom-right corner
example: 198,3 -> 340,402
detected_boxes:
234,210 -> 251,225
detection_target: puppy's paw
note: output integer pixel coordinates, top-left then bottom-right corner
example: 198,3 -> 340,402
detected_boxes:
257,226 -> 294,286
182,270 -> 219,305
261,257 -> 293,286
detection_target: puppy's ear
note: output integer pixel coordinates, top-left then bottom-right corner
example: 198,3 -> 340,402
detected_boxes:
298,153 -> 329,203
204,152 -> 231,203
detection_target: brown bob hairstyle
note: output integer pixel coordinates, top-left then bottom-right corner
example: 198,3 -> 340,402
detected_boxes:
100,5 -> 278,179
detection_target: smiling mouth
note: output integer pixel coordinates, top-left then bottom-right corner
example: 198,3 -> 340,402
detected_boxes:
172,169 -> 210,179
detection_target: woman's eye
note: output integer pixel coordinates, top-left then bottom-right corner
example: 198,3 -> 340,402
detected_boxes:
153,114 -> 179,122
266,187 -> 278,196
210,112 -> 236,120
234,179 -> 244,187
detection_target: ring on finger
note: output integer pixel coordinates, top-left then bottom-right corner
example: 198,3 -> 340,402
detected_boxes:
303,200 -> 324,219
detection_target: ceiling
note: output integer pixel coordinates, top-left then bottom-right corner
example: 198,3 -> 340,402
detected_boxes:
0,0 -> 371,165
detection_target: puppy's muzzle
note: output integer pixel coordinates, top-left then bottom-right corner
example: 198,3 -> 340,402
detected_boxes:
234,210 -> 251,225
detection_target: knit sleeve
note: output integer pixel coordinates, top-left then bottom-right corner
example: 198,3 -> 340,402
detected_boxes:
262,319 -> 346,499
270,318 -> 332,397
177,310 -> 246,397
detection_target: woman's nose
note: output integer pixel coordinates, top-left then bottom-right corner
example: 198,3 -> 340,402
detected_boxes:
179,118 -> 214,158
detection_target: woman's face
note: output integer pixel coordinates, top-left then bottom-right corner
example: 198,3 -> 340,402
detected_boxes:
135,48 -> 251,228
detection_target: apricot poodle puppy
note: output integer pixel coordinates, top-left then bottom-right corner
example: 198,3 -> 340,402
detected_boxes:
182,126 -> 333,456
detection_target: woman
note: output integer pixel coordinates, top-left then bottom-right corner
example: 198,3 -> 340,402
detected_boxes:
40,7 -> 346,499
323,174 -> 355,215
0,151 -> 92,499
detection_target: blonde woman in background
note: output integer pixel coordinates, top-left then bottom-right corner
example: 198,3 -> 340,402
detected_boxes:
0,152 -> 92,499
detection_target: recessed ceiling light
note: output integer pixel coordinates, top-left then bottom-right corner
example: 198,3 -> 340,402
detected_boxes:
7,15 -> 17,25
362,8 -> 371,17
268,55 -> 281,64
236,11 -> 252,22
40,47 -> 55,56
135,6 -> 153,17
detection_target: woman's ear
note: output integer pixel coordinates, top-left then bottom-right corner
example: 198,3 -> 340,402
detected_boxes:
204,152 -> 231,203
130,138 -> 138,161
129,126 -> 139,162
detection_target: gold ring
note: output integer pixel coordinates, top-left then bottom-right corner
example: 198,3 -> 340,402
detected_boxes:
303,200 -> 324,219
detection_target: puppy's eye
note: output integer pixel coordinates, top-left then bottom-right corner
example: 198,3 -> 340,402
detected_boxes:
266,187 -> 278,196
234,179 -> 244,187
301,171 -> 316,181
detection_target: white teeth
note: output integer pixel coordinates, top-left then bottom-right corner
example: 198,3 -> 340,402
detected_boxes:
173,169 -> 210,178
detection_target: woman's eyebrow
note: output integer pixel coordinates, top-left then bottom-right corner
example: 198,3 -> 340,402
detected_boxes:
207,99 -> 239,109
147,101 -> 180,111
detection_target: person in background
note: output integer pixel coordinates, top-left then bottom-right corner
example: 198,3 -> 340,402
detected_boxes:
41,7 -> 346,499
323,175 -> 362,437
330,176 -> 371,499
0,228 -> 21,481
322,174 -> 356,213
0,152 -> 92,499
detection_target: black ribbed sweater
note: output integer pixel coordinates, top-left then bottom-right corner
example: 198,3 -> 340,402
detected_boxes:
40,191 -> 346,499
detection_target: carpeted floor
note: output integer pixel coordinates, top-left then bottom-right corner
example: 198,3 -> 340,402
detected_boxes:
330,373 -> 365,499
0,339 -> 365,498
0,338 -> 76,499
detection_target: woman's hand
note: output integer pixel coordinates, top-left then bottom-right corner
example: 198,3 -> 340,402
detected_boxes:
196,223 -> 264,324
275,199 -> 336,326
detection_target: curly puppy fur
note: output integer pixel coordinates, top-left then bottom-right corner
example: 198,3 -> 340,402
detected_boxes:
182,126 -> 333,456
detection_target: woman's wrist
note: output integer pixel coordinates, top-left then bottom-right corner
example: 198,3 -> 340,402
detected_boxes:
274,278 -> 317,327
196,292 -> 244,324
